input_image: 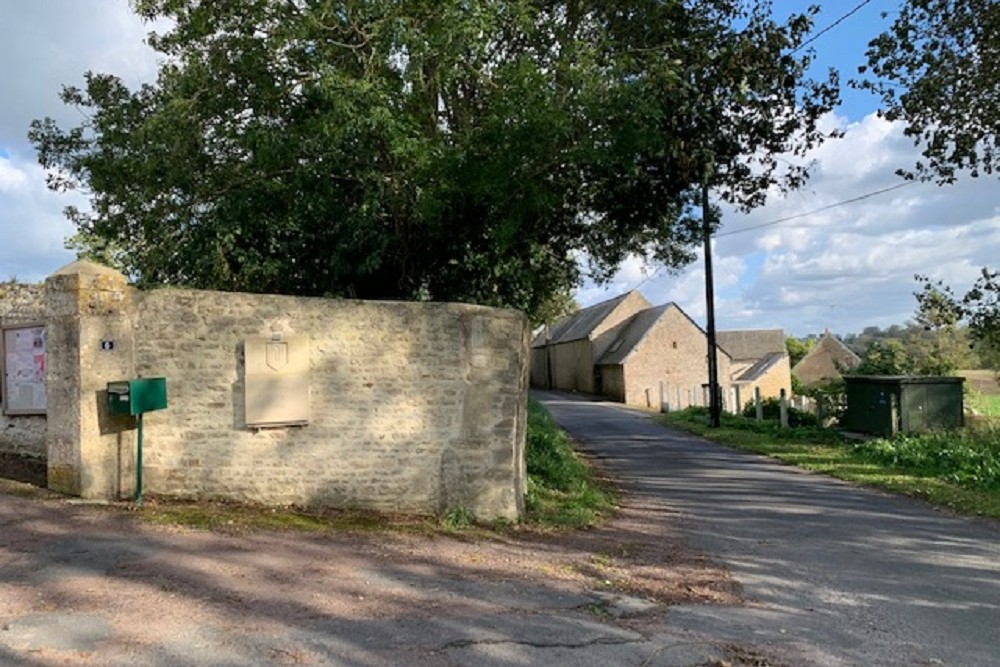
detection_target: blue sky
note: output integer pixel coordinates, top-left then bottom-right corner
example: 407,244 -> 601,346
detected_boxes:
575,0 -> 999,336
1,1 -> 997,336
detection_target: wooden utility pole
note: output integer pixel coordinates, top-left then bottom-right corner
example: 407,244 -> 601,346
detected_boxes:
702,183 -> 721,427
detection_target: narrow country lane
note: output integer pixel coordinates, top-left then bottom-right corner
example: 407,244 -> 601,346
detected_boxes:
536,391 -> 1000,667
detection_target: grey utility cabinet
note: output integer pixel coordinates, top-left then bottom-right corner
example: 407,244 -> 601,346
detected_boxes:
843,375 -> 964,436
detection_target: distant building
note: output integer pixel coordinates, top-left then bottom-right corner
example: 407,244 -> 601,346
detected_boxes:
596,303 -> 732,408
717,329 -> 792,402
530,291 -> 651,394
531,291 -> 790,409
792,329 -> 862,387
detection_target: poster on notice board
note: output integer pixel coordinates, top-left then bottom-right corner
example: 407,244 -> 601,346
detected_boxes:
3,324 -> 46,415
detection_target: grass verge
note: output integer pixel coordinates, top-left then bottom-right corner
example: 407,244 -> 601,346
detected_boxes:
660,407 -> 1000,521
969,391 -> 1000,417
524,397 -> 617,528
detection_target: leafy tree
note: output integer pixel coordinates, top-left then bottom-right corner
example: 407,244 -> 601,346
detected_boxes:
856,0 -> 999,182
31,0 -> 839,318
531,288 -> 579,328
916,270 -> 1000,370
854,338 -> 914,375
786,336 -> 815,367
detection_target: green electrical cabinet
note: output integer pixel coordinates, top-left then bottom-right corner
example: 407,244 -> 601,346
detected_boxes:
843,376 -> 964,436
107,377 -> 168,416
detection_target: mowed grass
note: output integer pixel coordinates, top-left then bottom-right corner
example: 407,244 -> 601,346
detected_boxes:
659,408 -> 1000,521
969,392 -> 1000,417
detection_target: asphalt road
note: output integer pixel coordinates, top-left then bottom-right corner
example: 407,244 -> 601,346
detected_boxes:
536,391 -> 1000,667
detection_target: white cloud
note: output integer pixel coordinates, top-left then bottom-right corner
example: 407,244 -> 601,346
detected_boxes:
0,2 -> 164,281
577,113 -> 1000,337
0,157 -> 28,192
0,154 -> 78,281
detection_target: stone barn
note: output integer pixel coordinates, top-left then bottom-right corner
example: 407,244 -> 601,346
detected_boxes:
596,303 -> 732,409
529,290 -> 651,394
793,330 -> 861,388
717,329 -> 792,403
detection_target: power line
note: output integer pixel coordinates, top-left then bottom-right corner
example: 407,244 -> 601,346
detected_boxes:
793,0 -> 874,52
716,181 -> 916,238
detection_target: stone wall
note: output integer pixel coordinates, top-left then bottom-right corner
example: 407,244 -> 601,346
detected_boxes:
0,283 -> 47,459
529,346 -> 550,388
599,365 -> 626,403
127,289 -> 528,519
747,357 -> 792,404
35,261 -> 528,520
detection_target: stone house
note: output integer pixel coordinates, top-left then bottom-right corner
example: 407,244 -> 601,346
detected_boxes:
793,330 -> 862,387
716,329 -> 792,404
534,291 -> 798,410
596,303 -> 733,409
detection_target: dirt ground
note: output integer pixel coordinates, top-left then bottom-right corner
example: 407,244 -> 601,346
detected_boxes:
960,368 -> 1000,394
0,470 -> 742,666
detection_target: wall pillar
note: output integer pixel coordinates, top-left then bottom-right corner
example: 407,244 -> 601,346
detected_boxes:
45,260 -> 136,499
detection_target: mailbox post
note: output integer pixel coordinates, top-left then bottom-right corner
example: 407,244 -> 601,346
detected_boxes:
107,377 -> 168,504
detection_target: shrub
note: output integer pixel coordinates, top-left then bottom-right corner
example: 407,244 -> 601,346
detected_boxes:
741,397 -> 819,427
854,423 -> 1000,490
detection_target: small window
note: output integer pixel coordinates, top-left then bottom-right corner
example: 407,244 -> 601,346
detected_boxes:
672,341 -> 678,349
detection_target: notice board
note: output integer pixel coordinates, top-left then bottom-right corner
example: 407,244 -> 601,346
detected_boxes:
3,324 -> 47,415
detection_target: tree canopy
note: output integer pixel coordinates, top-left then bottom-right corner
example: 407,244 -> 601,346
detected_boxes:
916,270 -> 1000,370
856,0 -> 999,183
31,0 -> 838,318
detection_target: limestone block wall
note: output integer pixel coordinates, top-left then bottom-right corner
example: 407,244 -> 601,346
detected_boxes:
743,356 -> 793,404
590,291 -> 652,362
599,366 -> 626,403
619,307 -> 731,409
130,288 -> 528,519
549,339 -> 595,393
529,346 -> 549,388
0,284 -> 47,459
44,263 -> 136,498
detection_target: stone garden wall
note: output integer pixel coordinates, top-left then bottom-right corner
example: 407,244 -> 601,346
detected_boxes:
4,262 -> 529,520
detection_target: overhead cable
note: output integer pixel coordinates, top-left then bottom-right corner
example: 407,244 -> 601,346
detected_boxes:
793,0 -> 875,52
716,181 -> 916,238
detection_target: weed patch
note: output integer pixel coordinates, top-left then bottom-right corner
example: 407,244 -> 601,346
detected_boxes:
525,397 -> 616,528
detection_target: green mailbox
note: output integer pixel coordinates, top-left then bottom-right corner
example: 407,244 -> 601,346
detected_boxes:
106,377 -> 167,506
107,377 -> 168,416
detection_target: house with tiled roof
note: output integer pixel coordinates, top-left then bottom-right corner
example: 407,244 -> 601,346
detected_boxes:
792,330 -> 862,387
717,329 -> 792,403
